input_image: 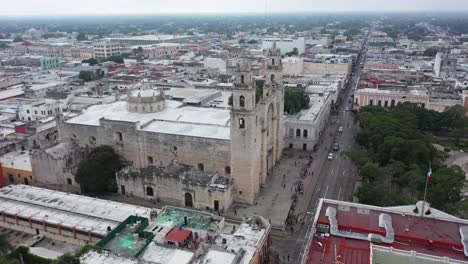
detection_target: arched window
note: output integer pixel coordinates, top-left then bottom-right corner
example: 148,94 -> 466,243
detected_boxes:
378,100 -> 382,106
239,96 -> 245,108
146,186 -> 154,196
296,129 -> 301,138
240,75 -> 245,84
225,166 -> 231,175
369,99 -> 373,106
303,129 -> 308,138
272,58 -> 275,65
391,99 -> 396,107
271,74 -> 275,82
239,118 -> 245,129
114,132 -> 123,141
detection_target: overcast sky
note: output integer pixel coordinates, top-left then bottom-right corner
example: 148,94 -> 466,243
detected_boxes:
2,0 -> 468,16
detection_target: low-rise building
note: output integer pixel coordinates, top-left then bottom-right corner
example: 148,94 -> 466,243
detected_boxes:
18,99 -> 64,121
262,37 -> 306,54
0,151 -> 32,186
301,199 -> 468,264
40,57 -> 60,70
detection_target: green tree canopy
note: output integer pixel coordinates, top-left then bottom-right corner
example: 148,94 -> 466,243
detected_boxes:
76,32 -> 88,41
284,90 -> 309,114
13,36 -> 23,42
78,70 -> 96,82
75,145 -> 123,194
82,58 -> 99,66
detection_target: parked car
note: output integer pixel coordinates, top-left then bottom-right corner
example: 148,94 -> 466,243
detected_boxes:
328,153 -> 334,160
338,126 -> 343,133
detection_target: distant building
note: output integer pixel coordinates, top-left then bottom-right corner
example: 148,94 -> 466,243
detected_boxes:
18,99 -> 64,122
301,198 -> 468,264
434,51 -> 457,79
40,57 -> 59,70
93,40 -> 121,59
354,87 -> 429,109
262,37 -> 306,54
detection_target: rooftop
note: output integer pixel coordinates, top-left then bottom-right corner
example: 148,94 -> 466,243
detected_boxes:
0,185 -> 152,236
65,100 -> 231,140
303,199 -> 468,264
156,206 -> 223,233
0,151 -> 31,171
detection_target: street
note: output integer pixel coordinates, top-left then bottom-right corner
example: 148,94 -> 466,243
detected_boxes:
269,29 -> 371,264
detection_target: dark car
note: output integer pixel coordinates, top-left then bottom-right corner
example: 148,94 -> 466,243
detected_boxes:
333,143 -> 340,151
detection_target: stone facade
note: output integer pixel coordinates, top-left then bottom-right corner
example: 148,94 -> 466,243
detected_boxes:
30,142 -> 85,193
116,162 -> 233,211
230,46 -> 285,204
36,46 -> 284,208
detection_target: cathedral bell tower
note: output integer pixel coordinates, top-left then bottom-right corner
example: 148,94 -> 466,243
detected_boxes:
230,59 -> 261,204
264,42 -> 283,97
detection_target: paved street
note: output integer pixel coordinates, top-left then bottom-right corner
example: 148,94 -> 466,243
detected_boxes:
269,29 -> 371,263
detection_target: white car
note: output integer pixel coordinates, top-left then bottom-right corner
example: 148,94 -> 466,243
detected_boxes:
338,126 -> 343,133
328,153 -> 334,160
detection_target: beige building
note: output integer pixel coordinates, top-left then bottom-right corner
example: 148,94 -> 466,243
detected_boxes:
354,87 -> 429,109
282,57 -> 351,77
93,40 -> 121,59
34,47 -> 285,209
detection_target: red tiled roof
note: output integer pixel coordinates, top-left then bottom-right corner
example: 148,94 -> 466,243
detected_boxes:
166,228 -> 191,243
306,201 -> 468,264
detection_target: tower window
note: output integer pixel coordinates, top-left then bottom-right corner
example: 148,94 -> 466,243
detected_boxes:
272,58 -> 275,65
114,132 -> 123,141
239,118 -> 245,129
271,74 -> 275,82
146,186 -> 154,196
241,75 -> 245,84
239,96 -> 245,108
303,129 -> 308,138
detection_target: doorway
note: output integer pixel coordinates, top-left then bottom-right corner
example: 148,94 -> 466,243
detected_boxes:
120,185 -> 126,195
185,193 -> 193,207
214,200 -> 219,211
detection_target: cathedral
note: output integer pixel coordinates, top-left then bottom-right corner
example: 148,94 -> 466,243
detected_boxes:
31,46 -> 285,210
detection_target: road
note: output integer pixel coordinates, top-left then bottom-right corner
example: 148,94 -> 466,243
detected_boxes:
270,28 -> 371,264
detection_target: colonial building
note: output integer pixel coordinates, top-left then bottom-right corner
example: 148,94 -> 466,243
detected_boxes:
33,46 -> 285,209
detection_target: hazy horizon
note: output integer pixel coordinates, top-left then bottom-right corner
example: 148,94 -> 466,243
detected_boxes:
1,0 -> 468,16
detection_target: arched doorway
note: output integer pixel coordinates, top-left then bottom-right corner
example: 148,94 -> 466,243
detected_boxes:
184,193 -> 193,207
146,186 -> 154,196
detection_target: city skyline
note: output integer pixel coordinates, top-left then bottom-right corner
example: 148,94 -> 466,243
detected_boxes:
1,0 -> 468,16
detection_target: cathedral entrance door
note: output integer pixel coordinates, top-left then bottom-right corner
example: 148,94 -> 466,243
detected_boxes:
185,193 -> 193,207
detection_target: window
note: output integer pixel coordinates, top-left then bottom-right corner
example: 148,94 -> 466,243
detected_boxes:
303,144 -> 307,151
148,156 -> 153,165
271,74 -> 275,82
289,144 -> 293,149
198,163 -> 204,171
34,110 -> 38,114
89,136 -> 96,144
225,166 -> 231,175
26,110 -> 30,113
239,96 -> 245,108
391,99 -> 396,107
384,101 -> 388,107
303,129 -> 308,138
296,129 -> 301,138
272,58 -> 275,65
146,186 -> 154,196
378,100 -> 382,106
239,118 -> 245,129
115,132 -> 123,141
67,178 -> 72,185
8,174 -> 14,184
240,75 -> 245,84
369,99 -> 373,106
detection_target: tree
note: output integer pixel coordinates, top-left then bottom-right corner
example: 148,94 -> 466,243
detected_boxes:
285,47 -> 299,57
106,55 -> 124,64
82,58 -> 99,66
78,70 -> 95,82
13,36 -> 23,42
75,145 -> 123,194
284,90 -> 309,114
0,43 -> 7,49
423,48 -> 438,57
0,234 -> 12,255
76,32 -> 87,41
361,162 -> 380,183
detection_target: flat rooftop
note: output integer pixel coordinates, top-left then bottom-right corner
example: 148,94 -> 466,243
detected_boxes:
156,206 -> 223,233
65,100 -> 231,140
0,185 -> 151,235
0,151 -> 31,171
304,199 -> 468,264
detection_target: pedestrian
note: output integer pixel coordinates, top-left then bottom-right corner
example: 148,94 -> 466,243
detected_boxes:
288,254 -> 290,261
234,209 -> 237,216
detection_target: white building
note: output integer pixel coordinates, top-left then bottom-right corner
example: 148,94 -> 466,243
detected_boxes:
284,82 -> 339,151
203,58 -> 227,73
93,40 -> 121,59
262,37 -> 306,54
18,99 -> 64,121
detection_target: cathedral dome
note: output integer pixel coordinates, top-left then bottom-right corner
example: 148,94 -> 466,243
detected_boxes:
127,80 -> 166,113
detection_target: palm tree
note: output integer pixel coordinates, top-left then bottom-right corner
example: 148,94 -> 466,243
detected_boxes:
0,233 -> 12,255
